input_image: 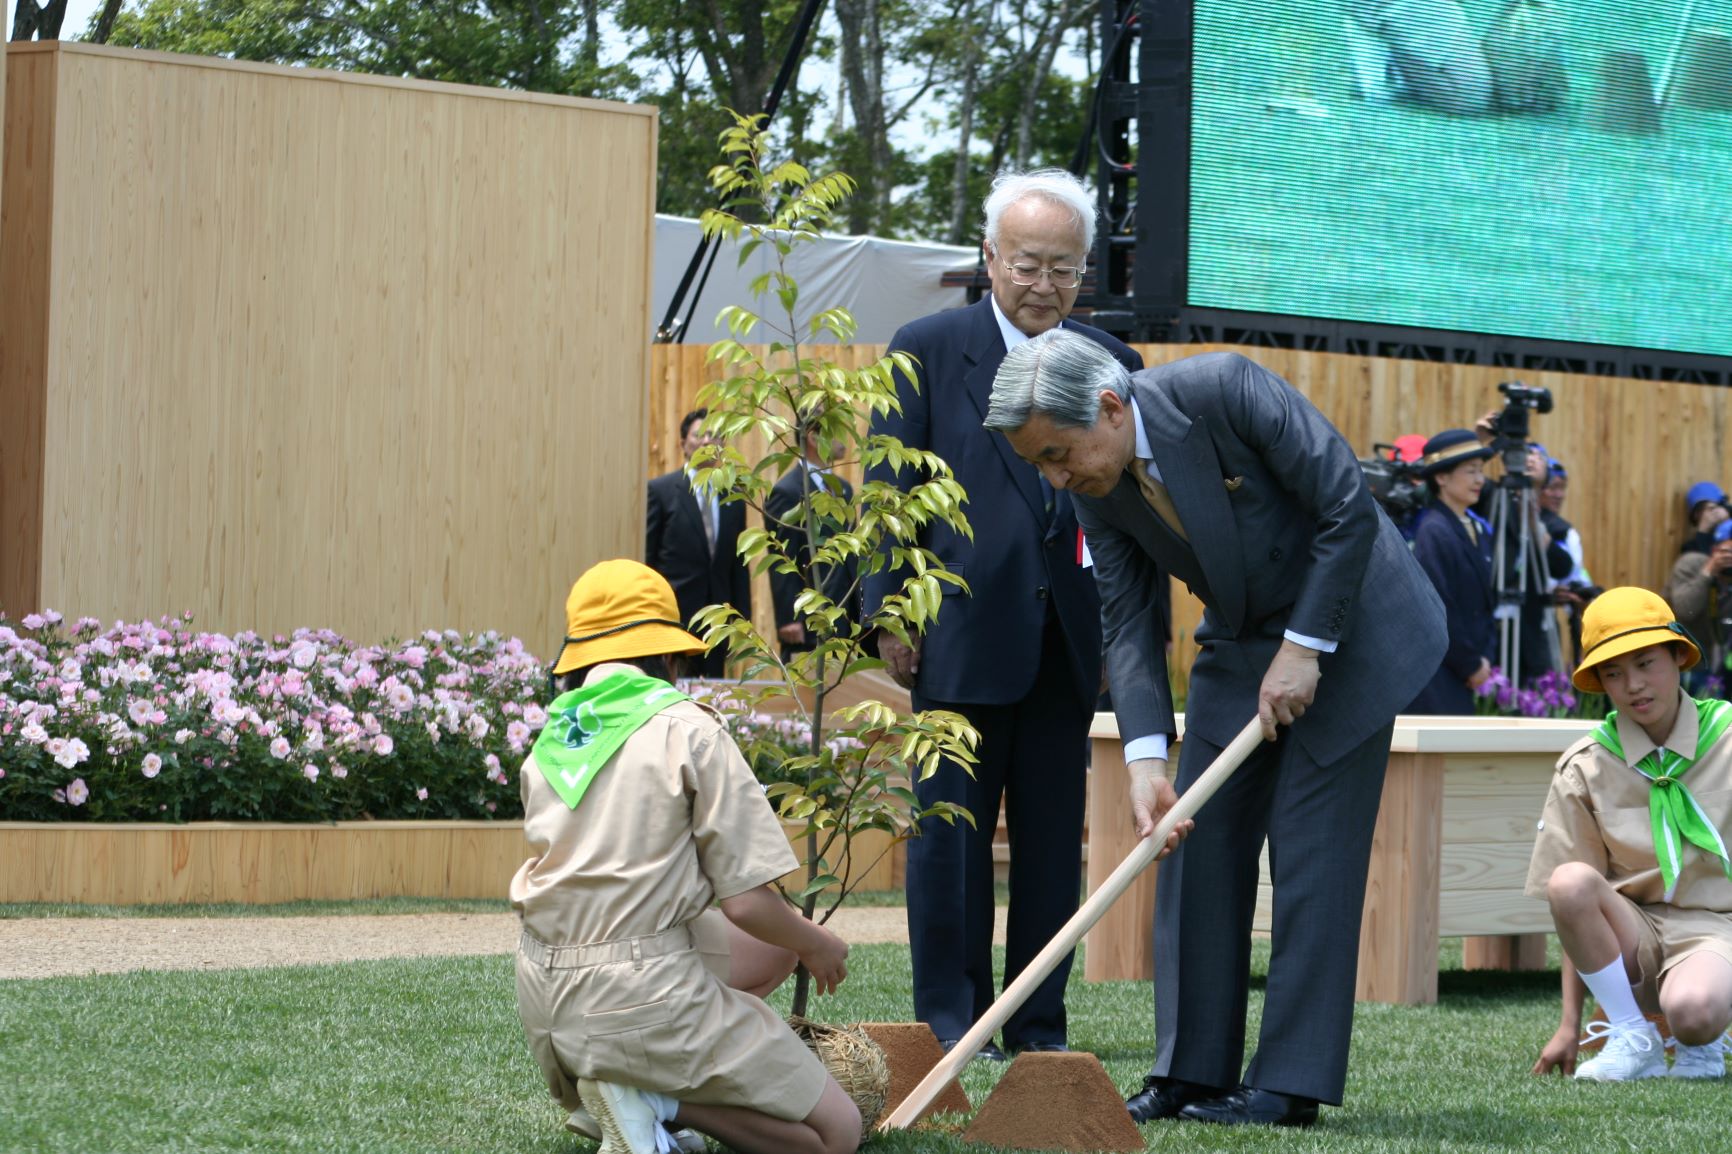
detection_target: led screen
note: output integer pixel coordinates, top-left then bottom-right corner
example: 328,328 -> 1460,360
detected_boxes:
1190,0 -> 1732,356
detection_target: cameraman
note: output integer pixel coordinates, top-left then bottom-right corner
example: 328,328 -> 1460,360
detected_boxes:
1407,429 -> 1497,715
1679,481 -> 1730,558
1662,518 -> 1732,696
1472,411 -> 1574,682
1538,457 -> 1597,658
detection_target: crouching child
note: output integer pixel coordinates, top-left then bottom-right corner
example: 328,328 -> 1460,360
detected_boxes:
511,559 -> 863,1153
1528,586 -> 1732,1081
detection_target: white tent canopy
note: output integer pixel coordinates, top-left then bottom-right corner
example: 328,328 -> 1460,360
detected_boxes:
652,214 -> 978,345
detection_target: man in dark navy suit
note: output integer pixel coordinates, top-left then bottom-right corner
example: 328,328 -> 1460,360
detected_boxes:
864,169 -> 1144,1059
646,408 -> 752,679
766,427 -> 858,662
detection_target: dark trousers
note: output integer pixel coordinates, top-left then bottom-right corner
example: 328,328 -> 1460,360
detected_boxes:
906,622 -> 1090,1049
1151,719 -> 1393,1105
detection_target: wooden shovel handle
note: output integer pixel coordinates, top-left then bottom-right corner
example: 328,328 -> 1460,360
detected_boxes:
878,716 -> 1264,1131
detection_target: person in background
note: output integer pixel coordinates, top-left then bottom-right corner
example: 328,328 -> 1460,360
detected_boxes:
646,408 -> 753,678
1663,520 -> 1732,697
1538,458 -> 1595,660
1680,481 -> 1730,559
1406,430 -> 1497,714
864,168 -> 1144,1062
765,427 -> 858,663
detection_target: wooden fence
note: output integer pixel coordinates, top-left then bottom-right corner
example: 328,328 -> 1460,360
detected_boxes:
651,342 -> 1732,679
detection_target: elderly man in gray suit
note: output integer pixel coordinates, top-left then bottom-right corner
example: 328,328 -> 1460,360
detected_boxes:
984,330 -> 1447,1127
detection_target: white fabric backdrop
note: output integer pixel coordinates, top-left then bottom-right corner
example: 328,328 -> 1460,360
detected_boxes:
652,215 -> 978,345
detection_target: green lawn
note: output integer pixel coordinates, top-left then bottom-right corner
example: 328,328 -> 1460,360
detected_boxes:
3,932 -> 1728,1153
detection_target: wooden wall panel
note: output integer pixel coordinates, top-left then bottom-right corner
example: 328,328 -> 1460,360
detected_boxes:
8,43 -> 656,653
656,341 -> 1732,683
0,46 -> 48,622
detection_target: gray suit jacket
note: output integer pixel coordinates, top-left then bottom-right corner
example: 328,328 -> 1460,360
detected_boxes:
1075,353 -> 1446,767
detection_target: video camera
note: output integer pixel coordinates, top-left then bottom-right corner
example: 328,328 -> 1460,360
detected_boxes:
1359,443 -> 1429,526
1488,381 -> 1554,485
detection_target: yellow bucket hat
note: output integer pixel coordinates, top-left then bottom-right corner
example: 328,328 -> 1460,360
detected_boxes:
551,559 -> 706,676
1572,586 -> 1700,693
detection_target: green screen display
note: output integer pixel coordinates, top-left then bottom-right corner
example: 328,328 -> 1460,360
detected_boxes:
1190,0 -> 1732,357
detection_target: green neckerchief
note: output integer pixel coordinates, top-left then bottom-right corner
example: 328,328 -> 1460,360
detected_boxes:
1591,696 -> 1732,900
530,671 -> 688,810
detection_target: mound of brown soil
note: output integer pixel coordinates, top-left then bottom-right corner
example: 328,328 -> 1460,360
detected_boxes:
857,1022 -> 971,1122
962,1051 -> 1143,1152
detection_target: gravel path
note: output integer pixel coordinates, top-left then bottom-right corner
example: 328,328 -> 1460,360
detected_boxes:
0,906 -> 1004,981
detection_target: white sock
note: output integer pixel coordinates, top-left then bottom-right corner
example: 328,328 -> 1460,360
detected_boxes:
1579,957 -> 1645,1028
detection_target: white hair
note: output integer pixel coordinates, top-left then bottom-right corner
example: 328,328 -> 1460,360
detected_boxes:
984,329 -> 1128,431
981,168 -> 1097,254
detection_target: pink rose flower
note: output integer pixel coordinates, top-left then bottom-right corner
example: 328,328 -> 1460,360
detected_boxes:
331,763 -> 348,780
142,754 -> 162,779
373,734 -> 394,757
65,777 -> 89,806
303,764 -> 320,782
415,787 -> 428,801
269,736 -> 291,759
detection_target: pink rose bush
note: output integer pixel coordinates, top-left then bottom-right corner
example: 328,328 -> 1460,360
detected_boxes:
0,614 -> 544,822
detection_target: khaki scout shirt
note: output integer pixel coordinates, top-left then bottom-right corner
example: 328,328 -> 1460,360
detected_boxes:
1527,691 -> 1732,912
509,662 -> 797,945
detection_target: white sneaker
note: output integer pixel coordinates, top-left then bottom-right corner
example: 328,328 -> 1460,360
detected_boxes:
1575,1019 -> 1668,1081
566,1106 -> 602,1140
1670,1035 -> 1728,1079
577,1078 -> 664,1154
569,1105 -> 703,1152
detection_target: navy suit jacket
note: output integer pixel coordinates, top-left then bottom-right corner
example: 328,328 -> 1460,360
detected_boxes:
765,466 -> 858,644
1411,502 -> 1495,682
1075,353 -> 1448,766
645,469 -> 752,630
863,299 -> 1143,706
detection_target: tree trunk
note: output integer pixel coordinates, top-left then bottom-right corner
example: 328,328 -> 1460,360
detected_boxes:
90,0 -> 123,43
946,0 -> 982,245
1014,1 -> 1087,168
580,0 -> 599,69
10,0 -> 68,40
834,0 -> 889,233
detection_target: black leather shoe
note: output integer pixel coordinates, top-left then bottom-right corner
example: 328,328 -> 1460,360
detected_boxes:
1015,1042 -> 1070,1053
1178,1087 -> 1319,1128
940,1038 -> 1009,1062
1125,1076 -> 1215,1123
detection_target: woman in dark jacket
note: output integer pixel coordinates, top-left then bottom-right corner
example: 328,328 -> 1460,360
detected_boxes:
1407,429 -> 1497,714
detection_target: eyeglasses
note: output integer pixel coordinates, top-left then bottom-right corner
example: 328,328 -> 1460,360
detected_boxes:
1000,260 -> 1085,289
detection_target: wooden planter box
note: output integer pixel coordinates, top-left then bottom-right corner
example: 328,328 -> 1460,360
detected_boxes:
0,820 -> 529,904
0,820 -> 900,905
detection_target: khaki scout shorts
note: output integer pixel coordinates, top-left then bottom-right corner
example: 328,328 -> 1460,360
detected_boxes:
1621,897 -> 1732,1013
516,909 -> 827,1122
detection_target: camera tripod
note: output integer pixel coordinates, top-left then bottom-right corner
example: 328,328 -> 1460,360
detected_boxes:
1486,457 -> 1562,681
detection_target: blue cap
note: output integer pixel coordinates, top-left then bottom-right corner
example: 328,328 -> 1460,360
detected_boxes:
1716,520 -> 1732,544
1687,481 -> 1726,514
1547,458 -> 1567,480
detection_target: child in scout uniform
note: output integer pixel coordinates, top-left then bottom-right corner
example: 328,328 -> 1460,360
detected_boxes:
1528,587 -> 1732,1081
511,559 -> 862,1154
